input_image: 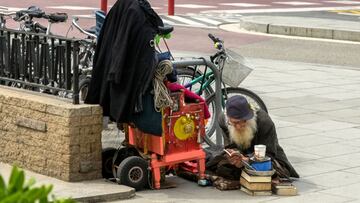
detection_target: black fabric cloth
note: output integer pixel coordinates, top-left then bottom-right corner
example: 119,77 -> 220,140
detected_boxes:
216,109 -> 300,179
84,0 -> 163,122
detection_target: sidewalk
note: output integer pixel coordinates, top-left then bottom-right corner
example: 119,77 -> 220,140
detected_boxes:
231,15 -> 360,42
0,163 -> 135,202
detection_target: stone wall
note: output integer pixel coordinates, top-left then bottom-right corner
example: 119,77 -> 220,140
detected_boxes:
0,86 -> 103,181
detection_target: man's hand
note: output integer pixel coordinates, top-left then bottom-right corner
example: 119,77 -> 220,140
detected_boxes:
225,149 -> 249,168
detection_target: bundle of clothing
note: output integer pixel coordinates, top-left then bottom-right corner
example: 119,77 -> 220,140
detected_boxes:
85,0 -> 164,123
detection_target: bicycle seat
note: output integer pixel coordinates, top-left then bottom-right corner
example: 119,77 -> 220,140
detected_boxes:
46,13 -> 68,23
158,25 -> 173,36
15,6 -> 44,19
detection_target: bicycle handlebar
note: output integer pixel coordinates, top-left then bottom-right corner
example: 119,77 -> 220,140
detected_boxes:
72,17 -> 97,39
34,22 -> 47,32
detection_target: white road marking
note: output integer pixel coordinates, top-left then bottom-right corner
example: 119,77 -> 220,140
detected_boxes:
324,1 -> 360,5
202,5 -> 360,14
46,6 -> 98,10
73,14 -> 95,19
191,16 -> 222,25
219,3 -> 269,7
0,7 -> 24,11
273,1 -> 321,6
174,4 -> 217,9
167,15 -> 206,26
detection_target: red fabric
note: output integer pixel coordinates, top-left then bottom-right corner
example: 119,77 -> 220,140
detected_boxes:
166,82 -> 211,119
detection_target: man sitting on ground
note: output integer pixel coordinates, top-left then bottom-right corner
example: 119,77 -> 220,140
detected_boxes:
206,95 -> 299,189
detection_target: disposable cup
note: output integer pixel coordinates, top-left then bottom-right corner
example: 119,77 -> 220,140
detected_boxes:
254,145 -> 266,161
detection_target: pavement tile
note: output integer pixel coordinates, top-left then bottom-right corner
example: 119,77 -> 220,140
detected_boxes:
284,149 -> 323,164
263,91 -> 313,99
321,153 -> 360,168
302,171 -> 360,188
272,118 -> 298,128
270,107 -> 317,117
264,191 -> 353,203
296,142 -> 360,158
275,96 -> 335,106
320,183 -> 360,201
319,78 -> 360,86
316,108 -> 360,118
292,180 -> 326,194
296,120 -> 359,131
282,81 -> 329,89
318,92 -> 360,100
292,160 -> 351,177
343,167 -> 360,175
299,87 -> 349,95
250,85 -> 296,93
333,116 -> 360,125
279,134 -> 340,148
276,126 -> 318,139
277,114 -> 328,124
299,101 -> 350,112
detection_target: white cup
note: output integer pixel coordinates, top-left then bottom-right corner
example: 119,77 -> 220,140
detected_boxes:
254,145 -> 266,160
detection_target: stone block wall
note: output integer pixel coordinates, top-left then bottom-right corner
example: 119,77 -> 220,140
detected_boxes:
0,86 -> 103,181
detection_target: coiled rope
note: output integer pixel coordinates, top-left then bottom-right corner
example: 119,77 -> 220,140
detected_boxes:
153,60 -> 173,112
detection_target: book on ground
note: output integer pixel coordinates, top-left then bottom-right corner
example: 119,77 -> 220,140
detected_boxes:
241,186 -> 272,196
241,170 -> 272,183
272,183 -> 297,196
240,177 -> 271,191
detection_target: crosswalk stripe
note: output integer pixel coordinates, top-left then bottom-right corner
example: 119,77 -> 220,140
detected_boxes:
166,15 -> 206,26
162,18 -> 175,25
325,1 -> 360,5
46,6 -> 98,10
191,16 -> 222,25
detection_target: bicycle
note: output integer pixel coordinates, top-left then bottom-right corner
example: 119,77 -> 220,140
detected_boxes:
175,34 -> 268,146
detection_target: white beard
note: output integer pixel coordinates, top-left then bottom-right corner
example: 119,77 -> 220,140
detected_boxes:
229,114 -> 257,150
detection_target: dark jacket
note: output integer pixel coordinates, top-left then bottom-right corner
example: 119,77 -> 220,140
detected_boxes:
85,0 -> 163,122
219,109 -> 300,178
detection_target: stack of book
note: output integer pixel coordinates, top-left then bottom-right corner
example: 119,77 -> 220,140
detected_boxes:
240,170 -> 272,196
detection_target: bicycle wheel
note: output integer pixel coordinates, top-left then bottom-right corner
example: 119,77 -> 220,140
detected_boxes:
79,76 -> 91,102
205,87 -> 268,146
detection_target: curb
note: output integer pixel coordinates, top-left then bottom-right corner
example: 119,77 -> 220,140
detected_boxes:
239,16 -> 360,42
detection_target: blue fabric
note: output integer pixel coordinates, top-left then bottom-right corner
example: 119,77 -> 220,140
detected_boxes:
131,90 -> 162,135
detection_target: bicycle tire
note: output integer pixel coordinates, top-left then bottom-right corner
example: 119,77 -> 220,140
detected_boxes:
79,76 -> 91,102
176,67 -> 214,96
204,87 -> 268,146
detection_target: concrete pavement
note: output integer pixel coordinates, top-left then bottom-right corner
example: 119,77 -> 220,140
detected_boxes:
234,15 -> 360,42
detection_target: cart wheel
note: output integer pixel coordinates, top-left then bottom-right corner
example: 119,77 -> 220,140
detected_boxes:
117,156 -> 149,191
102,147 -> 117,178
112,147 -> 139,178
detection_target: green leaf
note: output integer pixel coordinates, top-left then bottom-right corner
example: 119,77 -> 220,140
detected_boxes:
0,175 -> 6,198
23,178 -> 36,191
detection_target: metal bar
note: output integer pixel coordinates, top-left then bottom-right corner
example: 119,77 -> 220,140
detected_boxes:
172,59 -> 223,146
72,41 -> 80,104
0,77 -> 71,92
65,41 -> 71,90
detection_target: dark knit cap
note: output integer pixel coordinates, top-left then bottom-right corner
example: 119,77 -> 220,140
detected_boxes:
225,95 -> 254,120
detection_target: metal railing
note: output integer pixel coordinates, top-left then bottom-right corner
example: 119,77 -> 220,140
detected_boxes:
0,28 -> 81,104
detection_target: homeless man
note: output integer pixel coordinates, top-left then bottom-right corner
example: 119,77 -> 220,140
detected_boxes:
206,95 -> 299,183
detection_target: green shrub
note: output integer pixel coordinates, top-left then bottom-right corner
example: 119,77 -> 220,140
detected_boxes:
0,166 -> 76,203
